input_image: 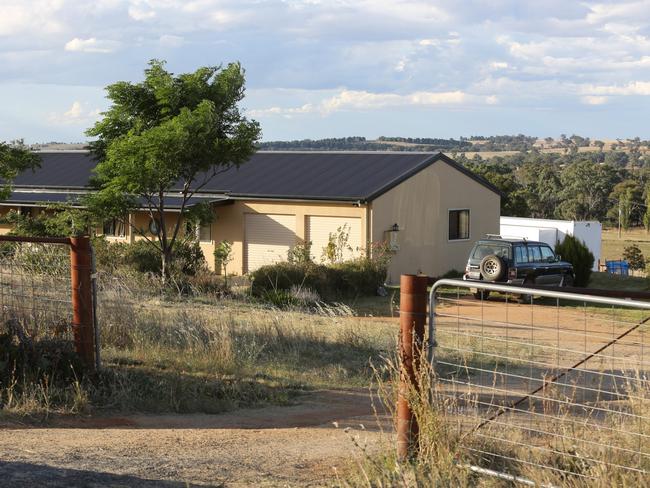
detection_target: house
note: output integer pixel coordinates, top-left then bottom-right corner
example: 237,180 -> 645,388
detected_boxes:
500,216 -> 601,271
0,150 -> 500,282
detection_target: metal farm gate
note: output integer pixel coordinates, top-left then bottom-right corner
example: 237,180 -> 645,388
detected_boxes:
396,275 -> 650,485
426,279 -> 649,483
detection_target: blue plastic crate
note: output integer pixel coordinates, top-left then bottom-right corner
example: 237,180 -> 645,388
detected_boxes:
605,260 -> 629,276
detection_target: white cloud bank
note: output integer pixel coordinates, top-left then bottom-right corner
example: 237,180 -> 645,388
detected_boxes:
48,101 -> 101,125
64,37 -> 119,53
248,88 -> 491,118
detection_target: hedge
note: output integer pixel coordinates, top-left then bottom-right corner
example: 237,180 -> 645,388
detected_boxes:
250,258 -> 387,300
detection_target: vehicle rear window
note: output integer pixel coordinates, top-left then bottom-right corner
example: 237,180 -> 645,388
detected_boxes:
472,244 -> 510,260
514,246 -> 528,264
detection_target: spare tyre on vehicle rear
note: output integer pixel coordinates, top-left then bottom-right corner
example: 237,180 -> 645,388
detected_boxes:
480,254 -> 505,281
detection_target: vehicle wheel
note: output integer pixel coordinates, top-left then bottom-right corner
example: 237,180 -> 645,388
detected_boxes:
561,274 -> 574,287
473,290 -> 491,300
480,255 -> 505,282
519,279 -> 532,303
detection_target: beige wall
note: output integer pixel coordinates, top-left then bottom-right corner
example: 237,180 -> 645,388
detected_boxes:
95,202 -> 366,273
371,160 -> 500,283
209,200 -> 367,274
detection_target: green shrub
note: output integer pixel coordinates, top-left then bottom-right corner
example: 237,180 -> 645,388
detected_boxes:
555,235 -> 594,286
92,237 -> 206,276
331,258 -> 387,296
623,244 -> 645,271
125,240 -> 162,274
251,255 -> 388,300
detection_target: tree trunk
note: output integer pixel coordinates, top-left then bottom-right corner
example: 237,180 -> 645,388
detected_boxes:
161,246 -> 174,284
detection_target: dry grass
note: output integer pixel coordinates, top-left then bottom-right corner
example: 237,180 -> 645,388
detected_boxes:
0,270 -> 397,420
601,227 -> 650,263
343,352 -> 650,488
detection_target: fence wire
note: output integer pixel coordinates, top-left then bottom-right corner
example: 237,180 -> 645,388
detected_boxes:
430,280 -> 650,484
0,241 -> 73,342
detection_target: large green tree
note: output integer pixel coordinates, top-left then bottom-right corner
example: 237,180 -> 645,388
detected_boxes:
86,60 -> 261,278
607,180 -> 642,230
558,161 -> 618,221
464,161 -> 530,216
518,163 -> 561,219
0,140 -> 41,199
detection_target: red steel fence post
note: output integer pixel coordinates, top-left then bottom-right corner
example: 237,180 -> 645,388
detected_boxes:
69,236 -> 95,370
397,274 -> 429,460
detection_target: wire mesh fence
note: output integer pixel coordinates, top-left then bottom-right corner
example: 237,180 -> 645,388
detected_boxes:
429,279 -> 650,484
0,239 -> 74,342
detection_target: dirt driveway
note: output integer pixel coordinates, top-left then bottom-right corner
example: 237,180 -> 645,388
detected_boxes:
0,389 -> 390,487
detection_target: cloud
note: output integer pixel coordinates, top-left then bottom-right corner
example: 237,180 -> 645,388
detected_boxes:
64,37 -> 119,53
129,5 -> 157,21
489,61 -> 509,71
249,88 -> 484,117
581,96 -> 608,105
159,34 -> 184,47
248,103 -> 315,118
583,81 -> 650,96
0,1 -> 65,36
3,0 -> 650,140
48,101 -> 101,125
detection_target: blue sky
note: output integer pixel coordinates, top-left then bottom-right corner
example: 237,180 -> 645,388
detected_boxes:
1,0 -> 650,143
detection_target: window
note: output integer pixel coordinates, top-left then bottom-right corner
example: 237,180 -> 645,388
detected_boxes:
514,246 -> 528,264
540,246 -> 555,262
184,221 -> 212,242
472,244 -> 510,260
528,245 -> 542,262
103,218 -> 126,237
449,209 -> 470,240
199,223 -> 211,242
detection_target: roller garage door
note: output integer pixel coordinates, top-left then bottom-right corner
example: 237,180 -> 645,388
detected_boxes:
245,213 -> 296,272
306,216 -> 362,263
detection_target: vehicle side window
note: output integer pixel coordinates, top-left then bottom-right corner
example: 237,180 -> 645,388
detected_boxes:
528,246 -> 542,262
540,246 -> 555,262
514,246 -> 528,264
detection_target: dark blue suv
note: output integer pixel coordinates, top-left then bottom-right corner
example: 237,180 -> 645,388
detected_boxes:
463,238 -> 574,298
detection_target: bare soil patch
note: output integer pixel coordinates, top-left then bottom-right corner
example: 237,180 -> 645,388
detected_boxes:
0,389 -> 390,487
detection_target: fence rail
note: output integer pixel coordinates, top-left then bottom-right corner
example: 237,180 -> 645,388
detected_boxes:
427,279 -> 649,483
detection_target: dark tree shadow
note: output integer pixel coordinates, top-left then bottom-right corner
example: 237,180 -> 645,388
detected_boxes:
0,460 -> 222,487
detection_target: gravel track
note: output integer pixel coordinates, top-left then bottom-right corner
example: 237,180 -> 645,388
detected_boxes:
0,389 -> 389,487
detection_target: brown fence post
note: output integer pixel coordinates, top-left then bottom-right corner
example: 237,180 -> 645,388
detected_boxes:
69,236 -> 95,370
397,274 -> 429,460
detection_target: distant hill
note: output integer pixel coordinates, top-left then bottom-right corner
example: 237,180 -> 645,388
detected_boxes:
31,142 -> 88,151
259,135 -> 650,157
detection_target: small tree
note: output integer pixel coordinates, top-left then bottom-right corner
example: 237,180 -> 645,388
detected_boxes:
86,59 -> 261,281
213,240 -> 233,286
555,235 -> 594,287
0,140 -> 41,199
288,240 -> 312,264
623,244 -> 645,271
322,224 -> 352,264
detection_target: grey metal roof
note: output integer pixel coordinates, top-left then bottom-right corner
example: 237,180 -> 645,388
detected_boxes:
9,150 -> 499,202
13,152 -> 98,188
